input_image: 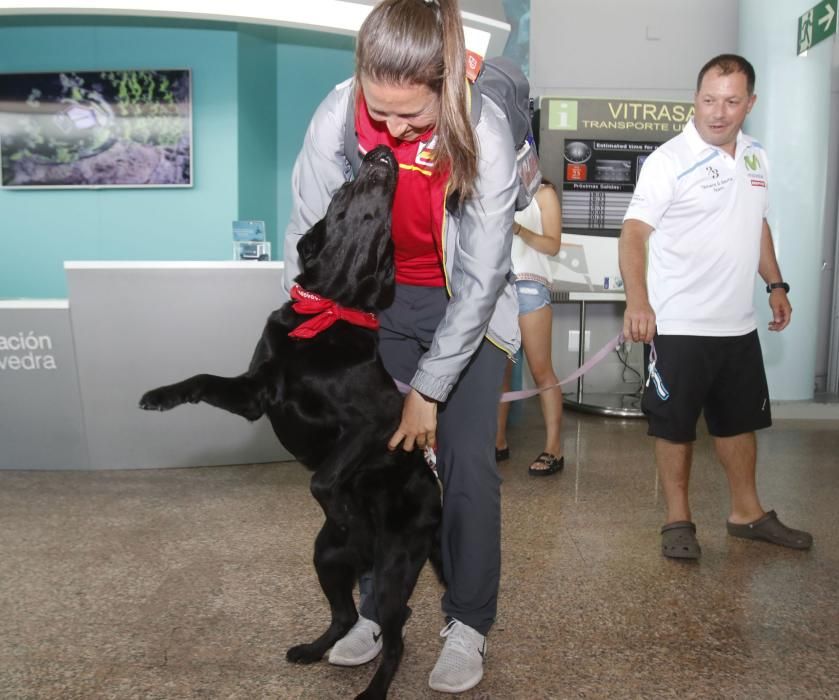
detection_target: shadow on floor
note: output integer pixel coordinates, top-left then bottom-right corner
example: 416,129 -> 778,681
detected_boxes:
1,403 -> 837,699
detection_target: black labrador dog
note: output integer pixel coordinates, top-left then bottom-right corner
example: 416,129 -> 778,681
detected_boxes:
140,145 -> 442,700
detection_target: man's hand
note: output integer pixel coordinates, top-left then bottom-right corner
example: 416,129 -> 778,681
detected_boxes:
623,301 -> 657,343
768,290 -> 792,332
388,389 -> 438,452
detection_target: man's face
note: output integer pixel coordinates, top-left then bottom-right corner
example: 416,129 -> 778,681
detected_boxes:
693,68 -> 756,156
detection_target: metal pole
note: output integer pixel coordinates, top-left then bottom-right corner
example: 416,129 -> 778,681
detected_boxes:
576,300 -> 586,402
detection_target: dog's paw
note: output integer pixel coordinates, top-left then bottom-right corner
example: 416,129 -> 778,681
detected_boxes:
286,643 -> 324,664
138,387 -> 183,412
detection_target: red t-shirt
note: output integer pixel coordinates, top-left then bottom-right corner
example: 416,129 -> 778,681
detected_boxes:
355,95 -> 449,287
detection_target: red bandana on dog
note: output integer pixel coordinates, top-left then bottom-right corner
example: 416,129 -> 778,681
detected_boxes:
288,285 -> 380,339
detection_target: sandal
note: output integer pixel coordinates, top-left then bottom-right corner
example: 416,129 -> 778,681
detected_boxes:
726,510 -> 813,550
660,521 -> 701,559
495,447 -> 510,462
528,452 -> 564,476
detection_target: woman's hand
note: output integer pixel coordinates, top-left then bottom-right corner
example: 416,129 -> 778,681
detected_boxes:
388,389 -> 438,452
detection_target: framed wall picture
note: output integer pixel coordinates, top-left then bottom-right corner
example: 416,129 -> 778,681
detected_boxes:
0,69 -> 192,189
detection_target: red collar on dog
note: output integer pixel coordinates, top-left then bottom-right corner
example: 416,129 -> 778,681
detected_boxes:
288,285 -> 379,339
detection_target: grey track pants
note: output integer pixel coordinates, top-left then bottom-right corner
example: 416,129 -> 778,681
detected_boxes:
360,284 -> 506,635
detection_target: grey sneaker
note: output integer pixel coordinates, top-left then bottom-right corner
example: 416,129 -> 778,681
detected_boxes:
328,616 -> 382,666
428,619 -> 486,693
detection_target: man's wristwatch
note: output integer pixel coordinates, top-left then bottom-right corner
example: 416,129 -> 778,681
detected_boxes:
766,282 -> 790,294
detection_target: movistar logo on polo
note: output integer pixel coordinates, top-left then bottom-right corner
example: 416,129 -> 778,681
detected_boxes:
416,135 -> 438,168
744,151 -> 766,187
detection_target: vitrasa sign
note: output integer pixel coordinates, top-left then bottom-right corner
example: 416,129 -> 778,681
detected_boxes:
0,332 -> 57,370
546,98 -> 695,138
538,96 -> 694,237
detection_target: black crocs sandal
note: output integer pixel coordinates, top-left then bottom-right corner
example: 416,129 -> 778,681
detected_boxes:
661,521 -> 701,559
528,452 -> 564,476
726,510 -> 813,550
495,447 -> 510,462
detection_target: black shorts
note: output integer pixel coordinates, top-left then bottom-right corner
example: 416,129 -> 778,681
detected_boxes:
642,331 -> 772,442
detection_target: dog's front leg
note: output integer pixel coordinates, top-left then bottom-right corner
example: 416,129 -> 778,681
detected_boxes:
139,371 -> 268,421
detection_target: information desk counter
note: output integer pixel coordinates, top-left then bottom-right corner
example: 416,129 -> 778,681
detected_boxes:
65,261 -> 292,470
0,299 -> 89,469
1,262 -> 292,470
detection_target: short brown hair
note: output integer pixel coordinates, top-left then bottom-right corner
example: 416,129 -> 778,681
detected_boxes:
696,54 -> 756,94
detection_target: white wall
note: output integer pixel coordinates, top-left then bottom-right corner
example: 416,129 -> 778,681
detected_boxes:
531,0 -> 738,98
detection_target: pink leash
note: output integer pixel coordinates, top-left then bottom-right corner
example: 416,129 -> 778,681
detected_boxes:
393,331 -> 626,403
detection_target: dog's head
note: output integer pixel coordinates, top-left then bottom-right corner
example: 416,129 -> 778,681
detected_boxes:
295,145 -> 398,312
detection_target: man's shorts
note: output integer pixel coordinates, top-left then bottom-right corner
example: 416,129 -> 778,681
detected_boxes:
515,279 -> 551,316
642,330 -> 772,442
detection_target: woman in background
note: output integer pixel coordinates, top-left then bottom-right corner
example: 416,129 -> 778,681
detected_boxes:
496,181 -> 565,475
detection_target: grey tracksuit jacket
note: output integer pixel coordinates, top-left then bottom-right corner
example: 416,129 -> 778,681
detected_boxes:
282,78 -> 521,403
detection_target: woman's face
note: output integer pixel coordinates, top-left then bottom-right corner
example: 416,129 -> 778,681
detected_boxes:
360,77 -> 439,142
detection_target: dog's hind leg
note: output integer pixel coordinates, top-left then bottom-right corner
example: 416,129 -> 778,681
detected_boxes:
286,524 -> 358,664
139,372 -> 267,421
356,538 -> 430,700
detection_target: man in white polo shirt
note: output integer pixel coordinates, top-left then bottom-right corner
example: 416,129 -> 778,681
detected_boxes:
619,54 -> 813,559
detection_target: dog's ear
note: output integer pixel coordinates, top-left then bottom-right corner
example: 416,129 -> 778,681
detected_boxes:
297,220 -> 326,270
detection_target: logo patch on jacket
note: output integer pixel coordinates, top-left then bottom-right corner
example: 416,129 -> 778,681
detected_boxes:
416,135 -> 438,168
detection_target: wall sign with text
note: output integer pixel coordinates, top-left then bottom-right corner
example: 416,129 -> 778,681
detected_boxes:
538,97 -> 694,238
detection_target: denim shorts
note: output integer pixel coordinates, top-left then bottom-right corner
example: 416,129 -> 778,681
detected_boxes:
515,279 -> 551,316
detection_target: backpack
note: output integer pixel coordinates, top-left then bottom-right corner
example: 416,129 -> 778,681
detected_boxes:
343,55 -> 541,211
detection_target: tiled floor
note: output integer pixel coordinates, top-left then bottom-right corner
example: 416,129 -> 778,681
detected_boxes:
1,403 -> 837,699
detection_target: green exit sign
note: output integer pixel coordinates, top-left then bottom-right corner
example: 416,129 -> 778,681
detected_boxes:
798,0 -> 837,54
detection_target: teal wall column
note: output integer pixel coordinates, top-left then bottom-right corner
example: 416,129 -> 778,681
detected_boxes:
238,27 -> 279,253
740,0 -> 833,400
